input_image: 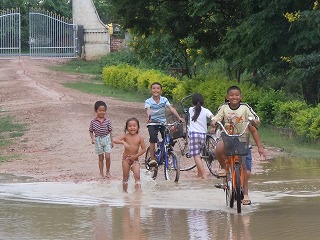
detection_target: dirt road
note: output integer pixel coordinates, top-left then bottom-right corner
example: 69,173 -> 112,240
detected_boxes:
0,58 -> 277,182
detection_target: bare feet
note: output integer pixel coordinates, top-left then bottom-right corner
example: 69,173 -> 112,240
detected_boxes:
106,172 -> 111,178
134,181 -> 141,191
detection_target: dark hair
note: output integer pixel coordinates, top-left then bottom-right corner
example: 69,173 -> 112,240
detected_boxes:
94,101 -> 107,111
125,117 -> 140,133
191,93 -> 204,122
151,82 -> 162,89
227,85 -> 241,94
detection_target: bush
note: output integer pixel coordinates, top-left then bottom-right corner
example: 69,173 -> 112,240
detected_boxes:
293,104 -> 320,139
102,65 -> 179,99
255,89 -> 286,124
272,100 -> 308,128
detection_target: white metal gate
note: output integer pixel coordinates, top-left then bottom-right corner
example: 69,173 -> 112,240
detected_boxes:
0,8 -> 77,59
29,9 -> 77,58
0,8 -> 21,59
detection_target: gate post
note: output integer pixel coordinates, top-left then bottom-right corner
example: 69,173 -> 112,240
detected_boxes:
72,0 -> 110,60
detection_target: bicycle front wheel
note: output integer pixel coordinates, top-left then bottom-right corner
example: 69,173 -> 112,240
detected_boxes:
235,163 -> 242,213
173,136 -> 196,171
164,151 -> 180,182
145,147 -> 158,180
204,135 -> 220,176
226,170 -> 234,208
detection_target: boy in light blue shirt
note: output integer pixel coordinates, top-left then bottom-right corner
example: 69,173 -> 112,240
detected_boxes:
145,82 -> 184,166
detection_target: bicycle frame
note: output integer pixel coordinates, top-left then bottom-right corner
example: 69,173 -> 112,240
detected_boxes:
217,119 -> 253,213
146,122 -> 180,182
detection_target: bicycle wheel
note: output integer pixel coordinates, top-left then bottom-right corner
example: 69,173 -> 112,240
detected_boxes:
144,147 -> 158,180
225,170 -> 234,208
164,151 -> 180,182
173,136 -> 196,171
204,135 -> 220,176
235,163 -> 242,213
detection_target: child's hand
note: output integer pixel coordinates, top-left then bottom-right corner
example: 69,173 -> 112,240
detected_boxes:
91,139 -> 95,144
178,116 -> 185,122
258,146 -> 267,160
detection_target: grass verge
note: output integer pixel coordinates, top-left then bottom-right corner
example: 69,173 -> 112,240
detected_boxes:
259,125 -> 320,160
0,115 -> 28,162
63,81 -> 147,102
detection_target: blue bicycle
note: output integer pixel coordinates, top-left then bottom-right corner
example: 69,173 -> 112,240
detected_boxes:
145,121 -> 181,182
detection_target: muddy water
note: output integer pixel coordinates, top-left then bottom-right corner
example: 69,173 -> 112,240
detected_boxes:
1,157 -> 320,240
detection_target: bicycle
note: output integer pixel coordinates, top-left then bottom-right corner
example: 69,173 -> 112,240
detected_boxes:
144,121 -> 181,182
173,95 -> 220,176
216,118 -> 253,213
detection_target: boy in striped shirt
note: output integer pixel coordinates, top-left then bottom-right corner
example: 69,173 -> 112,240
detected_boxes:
89,101 -> 113,178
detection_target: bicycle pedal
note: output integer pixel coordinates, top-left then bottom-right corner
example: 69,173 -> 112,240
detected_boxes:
215,183 -> 226,189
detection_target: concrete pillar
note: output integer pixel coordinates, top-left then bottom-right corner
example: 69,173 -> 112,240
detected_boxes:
72,0 -> 110,60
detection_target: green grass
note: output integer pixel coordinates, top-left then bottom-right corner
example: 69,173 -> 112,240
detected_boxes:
0,116 -> 28,161
50,59 -> 104,75
63,81 -> 147,102
259,125 -> 320,160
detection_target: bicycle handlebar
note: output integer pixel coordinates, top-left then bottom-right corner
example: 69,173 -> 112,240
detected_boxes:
216,117 -> 255,137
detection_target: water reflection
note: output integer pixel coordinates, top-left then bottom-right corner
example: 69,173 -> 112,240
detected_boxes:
1,156 -> 320,239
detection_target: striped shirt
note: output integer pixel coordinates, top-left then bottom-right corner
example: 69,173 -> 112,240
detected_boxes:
89,118 -> 112,137
144,96 -> 170,124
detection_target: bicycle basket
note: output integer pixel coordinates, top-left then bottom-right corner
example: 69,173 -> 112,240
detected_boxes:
166,112 -> 186,139
169,123 -> 185,140
221,132 -> 249,156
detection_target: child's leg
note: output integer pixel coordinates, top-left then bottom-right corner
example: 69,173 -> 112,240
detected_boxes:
98,154 -> 104,177
194,155 -> 206,179
243,149 -> 252,205
131,162 -> 141,191
105,153 -> 111,177
122,160 -> 130,193
215,141 -> 227,176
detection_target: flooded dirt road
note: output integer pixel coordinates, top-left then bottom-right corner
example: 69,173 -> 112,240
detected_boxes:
1,156 -> 320,240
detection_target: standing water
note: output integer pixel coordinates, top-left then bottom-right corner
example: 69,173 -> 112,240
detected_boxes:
1,157 -> 320,240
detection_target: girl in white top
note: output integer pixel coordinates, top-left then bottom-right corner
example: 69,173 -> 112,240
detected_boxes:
188,93 -> 215,179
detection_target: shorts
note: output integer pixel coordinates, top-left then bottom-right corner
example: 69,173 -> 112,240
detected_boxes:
147,125 -> 165,143
188,132 -> 206,157
95,135 -> 111,155
246,148 -> 252,172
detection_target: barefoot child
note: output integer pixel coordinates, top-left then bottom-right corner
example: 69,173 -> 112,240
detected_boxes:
188,93 -> 215,179
113,118 -> 146,192
89,101 -> 113,178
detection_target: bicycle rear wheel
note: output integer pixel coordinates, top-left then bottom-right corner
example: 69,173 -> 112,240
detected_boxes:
173,136 -> 196,171
164,152 -> 180,182
145,147 -> 158,180
226,170 -> 234,208
235,163 -> 242,213
204,135 -> 220,176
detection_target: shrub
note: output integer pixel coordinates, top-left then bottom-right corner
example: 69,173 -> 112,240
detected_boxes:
272,100 -> 308,128
255,89 -> 286,124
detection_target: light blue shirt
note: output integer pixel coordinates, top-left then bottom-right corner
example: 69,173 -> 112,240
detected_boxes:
145,96 -> 171,123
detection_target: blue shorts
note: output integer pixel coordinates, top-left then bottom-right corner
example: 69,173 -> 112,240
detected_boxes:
95,135 -> 111,155
246,148 -> 252,172
188,132 -> 206,157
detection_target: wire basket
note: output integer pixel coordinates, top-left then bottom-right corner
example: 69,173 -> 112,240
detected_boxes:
169,123 -> 185,140
221,132 -> 249,156
166,112 -> 186,139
